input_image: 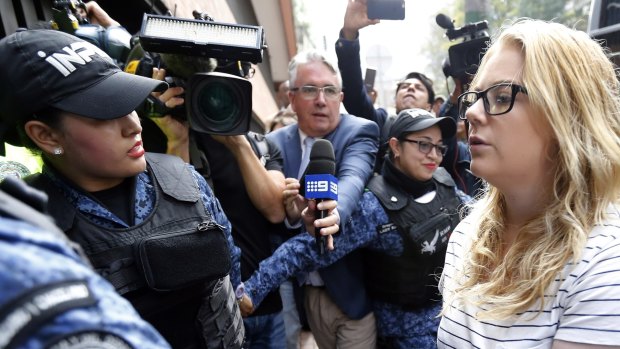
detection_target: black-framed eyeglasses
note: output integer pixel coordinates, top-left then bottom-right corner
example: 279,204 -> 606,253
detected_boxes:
290,85 -> 341,100
457,83 -> 528,120
401,139 -> 448,156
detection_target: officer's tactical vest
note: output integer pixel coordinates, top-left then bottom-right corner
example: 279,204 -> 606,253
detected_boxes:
27,153 -> 234,347
365,168 -> 462,309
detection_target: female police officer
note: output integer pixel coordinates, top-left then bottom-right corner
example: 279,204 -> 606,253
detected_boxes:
0,29 -> 243,349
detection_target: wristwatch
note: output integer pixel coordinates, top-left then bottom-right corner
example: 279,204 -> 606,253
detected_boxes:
235,282 -> 245,303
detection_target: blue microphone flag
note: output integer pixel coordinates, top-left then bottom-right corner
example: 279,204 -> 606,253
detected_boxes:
304,174 -> 338,200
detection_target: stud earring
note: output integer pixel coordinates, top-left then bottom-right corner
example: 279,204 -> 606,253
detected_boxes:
53,147 -> 64,155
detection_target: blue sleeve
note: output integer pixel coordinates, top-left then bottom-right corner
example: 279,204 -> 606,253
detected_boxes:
335,119 -> 379,226
191,168 -> 242,288
335,32 -> 389,130
0,218 -> 171,348
243,191 -> 384,307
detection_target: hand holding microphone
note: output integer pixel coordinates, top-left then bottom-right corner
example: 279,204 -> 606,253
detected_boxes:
302,139 -> 339,255
301,200 -> 339,252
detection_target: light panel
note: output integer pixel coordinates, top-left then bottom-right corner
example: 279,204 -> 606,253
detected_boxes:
139,14 -> 266,63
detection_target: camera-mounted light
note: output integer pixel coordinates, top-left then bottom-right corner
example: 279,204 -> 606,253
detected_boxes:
139,13 -> 266,64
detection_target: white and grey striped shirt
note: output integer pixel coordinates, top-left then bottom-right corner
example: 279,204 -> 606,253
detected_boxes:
438,205 -> 620,348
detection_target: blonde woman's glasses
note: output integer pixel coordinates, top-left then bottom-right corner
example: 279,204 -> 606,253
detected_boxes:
457,83 -> 528,120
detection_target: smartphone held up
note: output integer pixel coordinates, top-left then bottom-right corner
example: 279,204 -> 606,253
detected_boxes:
366,0 -> 406,20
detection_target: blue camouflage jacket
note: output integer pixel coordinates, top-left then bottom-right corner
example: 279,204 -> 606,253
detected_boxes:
0,215 -> 171,349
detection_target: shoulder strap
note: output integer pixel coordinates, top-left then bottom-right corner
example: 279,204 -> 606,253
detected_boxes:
366,176 -> 408,211
145,152 -> 200,202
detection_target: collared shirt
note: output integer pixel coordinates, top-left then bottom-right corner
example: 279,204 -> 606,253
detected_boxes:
296,130 -> 325,287
298,129 -> 310,168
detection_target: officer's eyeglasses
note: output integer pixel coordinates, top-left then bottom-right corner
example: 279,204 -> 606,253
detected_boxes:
457,83 -> 528,120
401,139 -> 448,156
290,85 -> 341,100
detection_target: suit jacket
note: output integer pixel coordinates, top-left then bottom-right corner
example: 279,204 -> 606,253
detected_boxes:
266,113 -> 379,319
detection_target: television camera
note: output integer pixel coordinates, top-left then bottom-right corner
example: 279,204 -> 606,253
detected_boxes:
436,13 -> 490,80
50,0 -> 132,69
129,11 -> 267,135
51,0 -> 89,31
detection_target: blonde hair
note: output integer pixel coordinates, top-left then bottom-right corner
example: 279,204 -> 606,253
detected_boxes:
449,19 -> 620,319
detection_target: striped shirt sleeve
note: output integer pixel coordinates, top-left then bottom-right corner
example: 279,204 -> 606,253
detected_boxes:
554,219 -> 620,344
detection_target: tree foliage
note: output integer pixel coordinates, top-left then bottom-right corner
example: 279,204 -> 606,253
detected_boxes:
487,0 -> 590,32
292,0 -> 316,51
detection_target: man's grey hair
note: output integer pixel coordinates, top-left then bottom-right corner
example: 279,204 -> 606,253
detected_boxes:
288,50 -> 342,88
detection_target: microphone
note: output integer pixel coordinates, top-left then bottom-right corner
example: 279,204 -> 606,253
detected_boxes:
303,139 -> 338,255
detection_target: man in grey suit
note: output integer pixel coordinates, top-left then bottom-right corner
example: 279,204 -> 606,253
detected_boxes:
266,50 -> 379,348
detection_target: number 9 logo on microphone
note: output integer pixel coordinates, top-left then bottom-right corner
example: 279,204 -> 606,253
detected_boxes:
304,174 -> 338,200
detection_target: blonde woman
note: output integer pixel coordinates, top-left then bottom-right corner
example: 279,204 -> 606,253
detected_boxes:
438,19 -> 620,348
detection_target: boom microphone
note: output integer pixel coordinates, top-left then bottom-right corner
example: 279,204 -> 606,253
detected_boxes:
304,139 -> 338,255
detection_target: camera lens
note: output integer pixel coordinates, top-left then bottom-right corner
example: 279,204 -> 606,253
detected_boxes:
187,72 -> 252,135
196,81 -> 241,130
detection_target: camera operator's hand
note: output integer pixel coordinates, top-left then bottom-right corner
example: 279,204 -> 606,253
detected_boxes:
283,177 -> 306,225
80,1 -> 120,28
211,134 -> 246,149
302,199 -> 339,251
448,77 -> 464,107
150,67 -> 190,162
342,0 -> 380,40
